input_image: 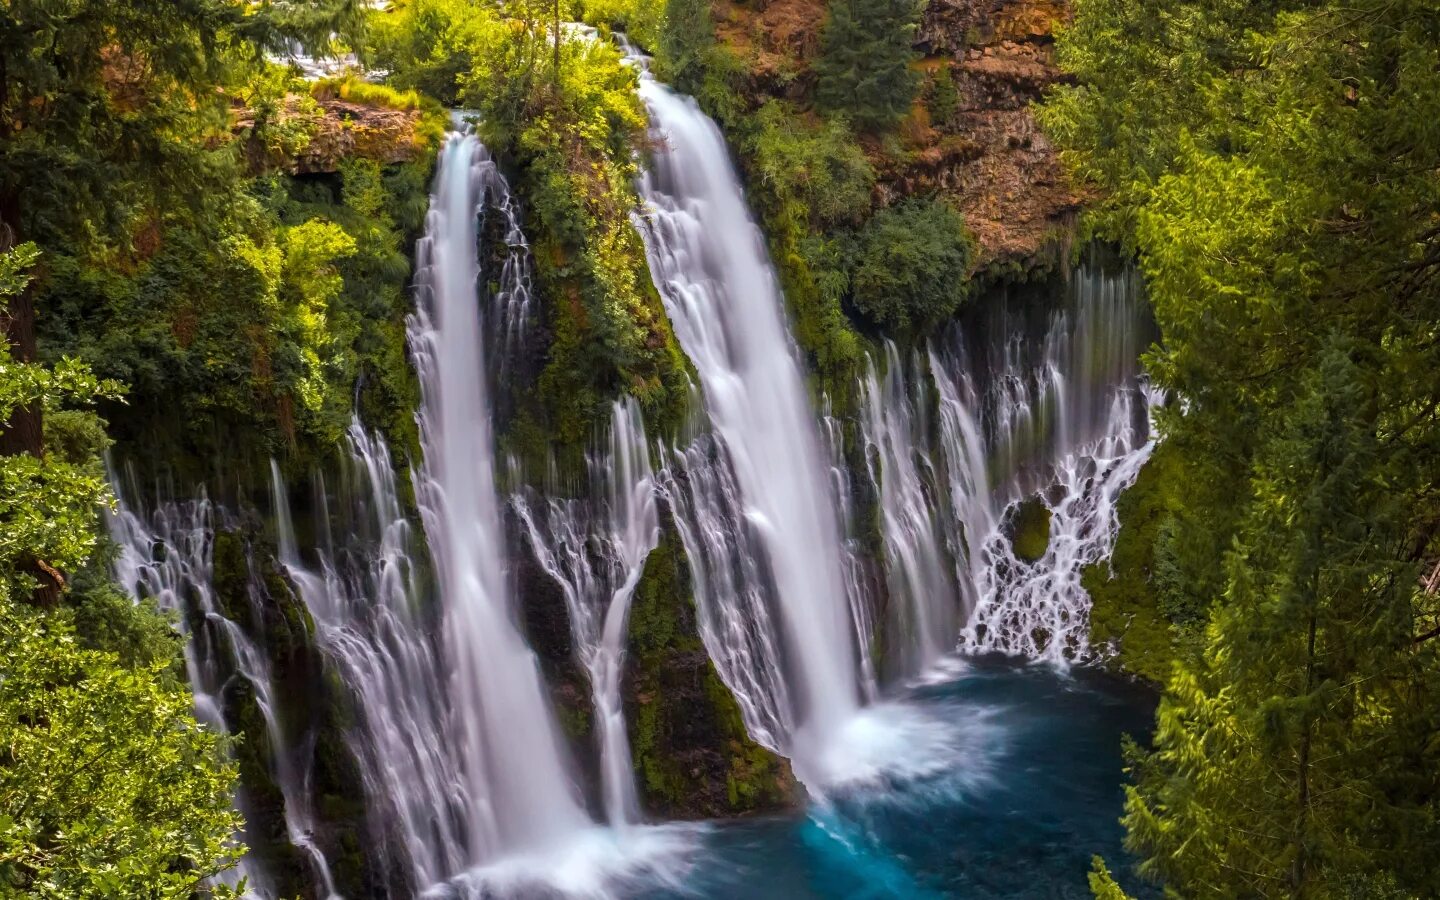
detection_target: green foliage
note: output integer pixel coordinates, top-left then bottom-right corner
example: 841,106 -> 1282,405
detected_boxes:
0,247 -> 122,601
0,606 -> 243,899
849,199 -> 973,335
371,0 -> 691,462
365,0 -> 493,105
657,0 -> 718,98
1010,497 -> 1051,564
0,246 -> 241,897
1048,0 -> 1440,894
1081,442 -> 1189,683
926,65 -> 959,129
0,0 -> 360,246
814,0 -> 923,132
749,102 -> 875,228
40,130 -> 433,466
578,0 -> 665,54
1087,856 -> 1135,900
1126,345 -> 1440,896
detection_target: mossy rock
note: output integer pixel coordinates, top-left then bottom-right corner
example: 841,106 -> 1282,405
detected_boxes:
624,521 -> 795,818
1082,442 -> 1190,683
1010,497 -> 1052,562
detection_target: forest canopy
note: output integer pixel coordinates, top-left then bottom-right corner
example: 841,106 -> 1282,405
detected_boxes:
1045,0 -> 1440,895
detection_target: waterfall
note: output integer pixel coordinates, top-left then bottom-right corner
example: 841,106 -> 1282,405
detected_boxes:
407,128 -> 591,858
858,347 -> 960,674
855,266 -> 1157,668
629,56 -> 862,765
948,270 -> 1156,661
269,423 -> 469,890
106,484 -> 338,900
513,398 -> 659,827
653,433 -> 796,753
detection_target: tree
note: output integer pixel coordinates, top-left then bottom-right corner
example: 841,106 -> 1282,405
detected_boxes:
1124,346 -> 1440,896
814,0 -> 922,132
849,199 -> 973,334
0,607 -> 243,899
0,245 -> 120,604
1044,0 -> 1440,895
0,0 -> 360,456
658,0 -> 717,98
0,244 -> 243,896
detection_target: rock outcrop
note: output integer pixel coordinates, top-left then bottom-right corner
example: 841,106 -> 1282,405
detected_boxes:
916,0 -> 1082,271
711,0 -> 1082,272
235,96 -> 428,176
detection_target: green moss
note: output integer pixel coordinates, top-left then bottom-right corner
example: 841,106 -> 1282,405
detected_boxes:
1081,442 -> 1188,683
1011,497 -> 1052,563
626,525 -> 794,817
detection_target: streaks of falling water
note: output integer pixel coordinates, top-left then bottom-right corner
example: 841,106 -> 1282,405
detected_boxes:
269,423 -> 468,892
855,265 -> 1158,669
628,51 -> 862,771
106,481 -> 338,900
513,397 -> 660,828
859,346 -> 961,675
407,128 -> 591,859
654,431 -> 796,754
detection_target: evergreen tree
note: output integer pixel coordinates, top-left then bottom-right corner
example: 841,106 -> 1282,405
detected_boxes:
814,0 -> 921,132
1044,0 -> 1440,894
1126,345 -> 1440,896
658,0 -> 717,99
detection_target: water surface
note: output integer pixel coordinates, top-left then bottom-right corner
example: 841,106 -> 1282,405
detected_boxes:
645,658 -> 1156,900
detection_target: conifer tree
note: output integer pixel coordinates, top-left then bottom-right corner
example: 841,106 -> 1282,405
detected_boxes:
814,0 -> 921,132
1043,0 -> 1440,894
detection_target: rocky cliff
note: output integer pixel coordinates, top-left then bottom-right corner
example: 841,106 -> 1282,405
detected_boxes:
915,0 -> 1081,270
711,0 -> 1082,273
234,93 -> 431,176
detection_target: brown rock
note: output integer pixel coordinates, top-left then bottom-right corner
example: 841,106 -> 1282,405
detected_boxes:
234,95 -> 425,175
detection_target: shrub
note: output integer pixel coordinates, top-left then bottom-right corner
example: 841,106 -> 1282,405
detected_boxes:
849,198 -> 973,333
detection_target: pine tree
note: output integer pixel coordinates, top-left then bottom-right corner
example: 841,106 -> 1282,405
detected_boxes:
813,0 -> 921,132
1124,345 -> 1440,896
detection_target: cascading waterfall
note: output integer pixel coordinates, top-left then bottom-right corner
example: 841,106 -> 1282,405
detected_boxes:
820,398 -> 881,701
407,128 -> 591,859
859,347 -> 960,673
855,265 -> 1157,668
106,482 -> 338,900
628,52 -> 862,765
653,432 -> 796,753
513,397 -> 659,827
269,422 -> 469,891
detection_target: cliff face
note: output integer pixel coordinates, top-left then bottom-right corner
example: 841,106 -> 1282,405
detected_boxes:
711,0 -> 1081,272
915,0 -> 1081,270
235,96 -> 429,175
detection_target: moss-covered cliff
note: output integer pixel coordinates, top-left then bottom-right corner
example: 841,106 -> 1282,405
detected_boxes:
625,523 -> 796,817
